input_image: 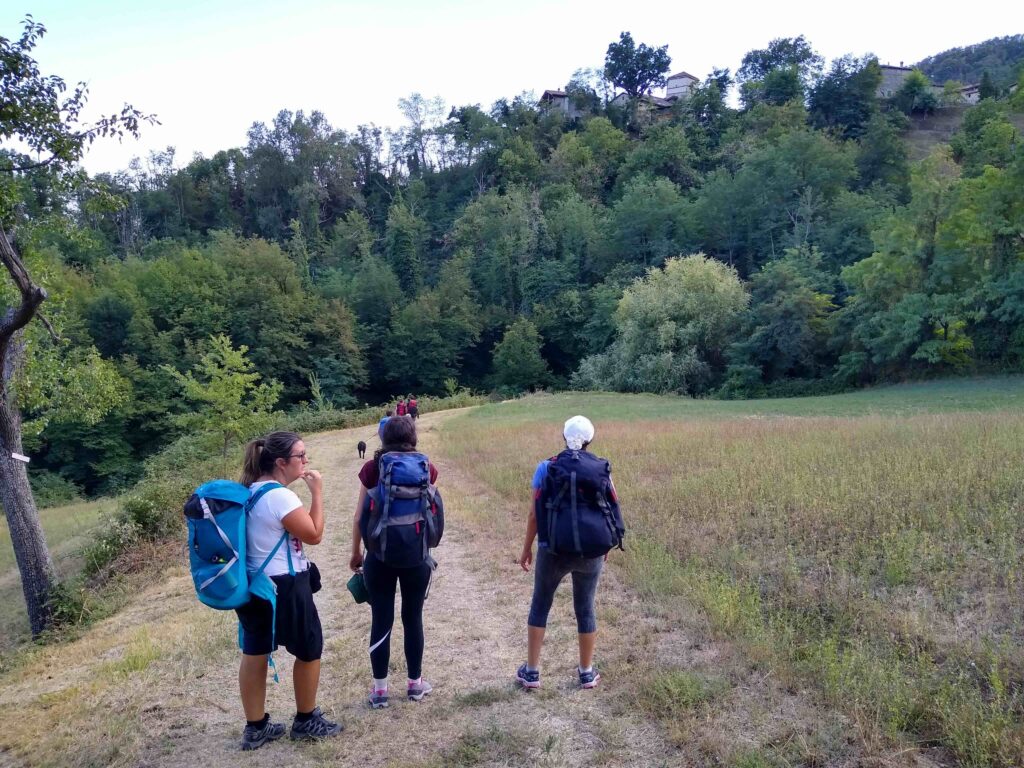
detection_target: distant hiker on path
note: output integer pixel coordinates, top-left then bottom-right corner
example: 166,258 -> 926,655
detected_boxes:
350,415 -> 444,709
396,398 -> 407,417
515,416 -> 626,690
408,395 -> 418,420
378,409 -> 393,441
235,431 -> 342,749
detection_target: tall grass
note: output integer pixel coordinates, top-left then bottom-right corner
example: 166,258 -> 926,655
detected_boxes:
442,390 -> 1024,767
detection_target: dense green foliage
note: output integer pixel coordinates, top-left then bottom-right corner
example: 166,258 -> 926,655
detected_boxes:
917,34 -> 1024,92
4,20 -> 1024,496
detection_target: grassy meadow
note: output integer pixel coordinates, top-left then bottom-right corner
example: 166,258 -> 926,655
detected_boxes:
442,377 -> 1024,767
0,498 -> 113,649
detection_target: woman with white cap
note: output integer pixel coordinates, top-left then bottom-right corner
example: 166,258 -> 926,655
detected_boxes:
515,415 -> 625,690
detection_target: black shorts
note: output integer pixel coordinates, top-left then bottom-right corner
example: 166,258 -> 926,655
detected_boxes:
235,565 -> 323,662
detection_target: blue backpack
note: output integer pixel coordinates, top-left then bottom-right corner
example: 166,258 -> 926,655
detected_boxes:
360,452 -> 444,568
536,449 -> 625,558
185,480 -> 297,680
184,480 -> 290,609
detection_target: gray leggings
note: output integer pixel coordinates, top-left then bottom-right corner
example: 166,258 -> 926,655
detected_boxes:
527,548 -> 604,633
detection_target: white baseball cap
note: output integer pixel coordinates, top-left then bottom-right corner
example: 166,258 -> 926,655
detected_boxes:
563,415 -> 595,450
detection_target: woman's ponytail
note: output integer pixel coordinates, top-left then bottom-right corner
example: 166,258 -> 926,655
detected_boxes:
241,438 -> 266,486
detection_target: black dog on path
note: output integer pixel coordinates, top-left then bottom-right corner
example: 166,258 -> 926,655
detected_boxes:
357,440 -> 366,459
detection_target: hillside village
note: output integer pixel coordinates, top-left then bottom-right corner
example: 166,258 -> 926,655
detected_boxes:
540,61 -> 989,118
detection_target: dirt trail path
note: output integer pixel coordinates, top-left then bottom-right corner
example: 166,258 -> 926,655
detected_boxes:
0,409 -> 858,767
121,408 -> 679,767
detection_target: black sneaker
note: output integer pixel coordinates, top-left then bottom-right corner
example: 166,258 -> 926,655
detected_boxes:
578,666 -> 601,689
290,706 -> 343,741
516,663 -> 540,690
240,717 -> 286,751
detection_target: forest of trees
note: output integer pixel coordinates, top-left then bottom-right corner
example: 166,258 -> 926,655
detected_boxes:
4,23 -> 1024,501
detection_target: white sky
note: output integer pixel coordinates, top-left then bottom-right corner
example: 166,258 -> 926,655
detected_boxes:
6,0 -> 1018,174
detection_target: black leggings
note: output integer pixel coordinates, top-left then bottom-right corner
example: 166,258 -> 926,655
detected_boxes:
363,554 -> 432,679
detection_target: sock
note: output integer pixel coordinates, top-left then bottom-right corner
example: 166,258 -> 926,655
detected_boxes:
526,664 -> 539,673
246,713 -> 269,728
373,677 -> 389,693
579,665 -> 593,674
294,710 -> 313,722
408,677 -> 421,687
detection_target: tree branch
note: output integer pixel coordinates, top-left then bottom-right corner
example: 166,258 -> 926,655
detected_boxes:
35,312 -> 60,343
0,226 -> 48,350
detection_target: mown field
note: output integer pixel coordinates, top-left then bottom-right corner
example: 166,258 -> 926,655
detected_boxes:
442,377 -> 1024,767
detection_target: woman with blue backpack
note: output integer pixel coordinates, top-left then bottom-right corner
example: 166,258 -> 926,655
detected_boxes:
235,431 -> 342,749
349,415 -> 443,709
514,416 -> 625,691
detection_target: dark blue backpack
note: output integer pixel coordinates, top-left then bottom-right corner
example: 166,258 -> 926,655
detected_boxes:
361,452 -> 444,568
536,449 -> 625,558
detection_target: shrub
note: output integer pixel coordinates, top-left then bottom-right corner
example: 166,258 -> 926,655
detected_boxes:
29,471 -> 82,508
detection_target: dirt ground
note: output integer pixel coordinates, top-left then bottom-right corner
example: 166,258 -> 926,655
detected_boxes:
0,409 -> 916,767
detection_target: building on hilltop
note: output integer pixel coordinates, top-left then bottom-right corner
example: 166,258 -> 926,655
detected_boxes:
665,71 -> 699,100
539,68 -> 698,116
878,62 -> 980,104
539,89 -> 584,119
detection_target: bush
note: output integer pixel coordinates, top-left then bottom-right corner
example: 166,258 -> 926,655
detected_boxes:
29,471 -> 82,508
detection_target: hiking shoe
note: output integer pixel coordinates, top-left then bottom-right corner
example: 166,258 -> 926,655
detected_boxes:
289,707 -> 343,741
240,717 -> 285,751
368,689 -> 389,709
578,667 -> 601,689
516,663 -> 541,690
408,679 -> 433,701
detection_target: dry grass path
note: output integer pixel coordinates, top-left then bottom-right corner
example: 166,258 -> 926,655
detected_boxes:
0,409 -> 877,767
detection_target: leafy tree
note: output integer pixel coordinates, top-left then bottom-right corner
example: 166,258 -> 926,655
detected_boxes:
727,246 -> 837,383
808,56 -> 881,138
979,70 -> 998,100
491,317 -> 549,392
949,100 -> 1019,176
386,254 -> 481,392
600,176 -> 688,273
165,334 -> 282,460
573,254 -> 747,394
855,113 -> 910,196
452,187 -> 540,310
384,199 -> 427,294
0,15 -> 150,635
324,210 -> 374,270
890,70 -> 938,114
737,35 -> 823,108
603,31 -> 671,100
615,124 -> 700,192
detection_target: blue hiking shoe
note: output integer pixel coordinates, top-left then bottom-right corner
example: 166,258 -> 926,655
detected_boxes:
516,663 -> 540,690
578,666 -> 601,689
289,707 -> 342,740
408,678 -> 433,701
240,716 -> 285,751
368,688 -> 389,709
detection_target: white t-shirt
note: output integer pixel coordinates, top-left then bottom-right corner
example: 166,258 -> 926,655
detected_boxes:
246,481 -> 310,577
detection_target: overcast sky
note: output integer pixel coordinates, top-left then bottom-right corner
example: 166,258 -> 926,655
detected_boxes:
7,0 -> 1018,174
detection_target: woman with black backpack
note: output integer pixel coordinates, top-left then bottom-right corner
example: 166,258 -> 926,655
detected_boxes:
349,415 -> 442,709
514,416 -> 625,691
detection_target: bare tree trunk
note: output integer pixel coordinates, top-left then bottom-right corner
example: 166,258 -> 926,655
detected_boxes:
0,226 -> 56,637
0,385 -> 55,636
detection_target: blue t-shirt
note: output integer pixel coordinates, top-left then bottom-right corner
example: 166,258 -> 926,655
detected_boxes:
378,416 -> 389,438
532,460 -> 550,547
531,460 -> 550,490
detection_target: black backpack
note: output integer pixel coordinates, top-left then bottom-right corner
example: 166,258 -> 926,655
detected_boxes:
360,452 -> 444,568
536,449 -> 625,558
